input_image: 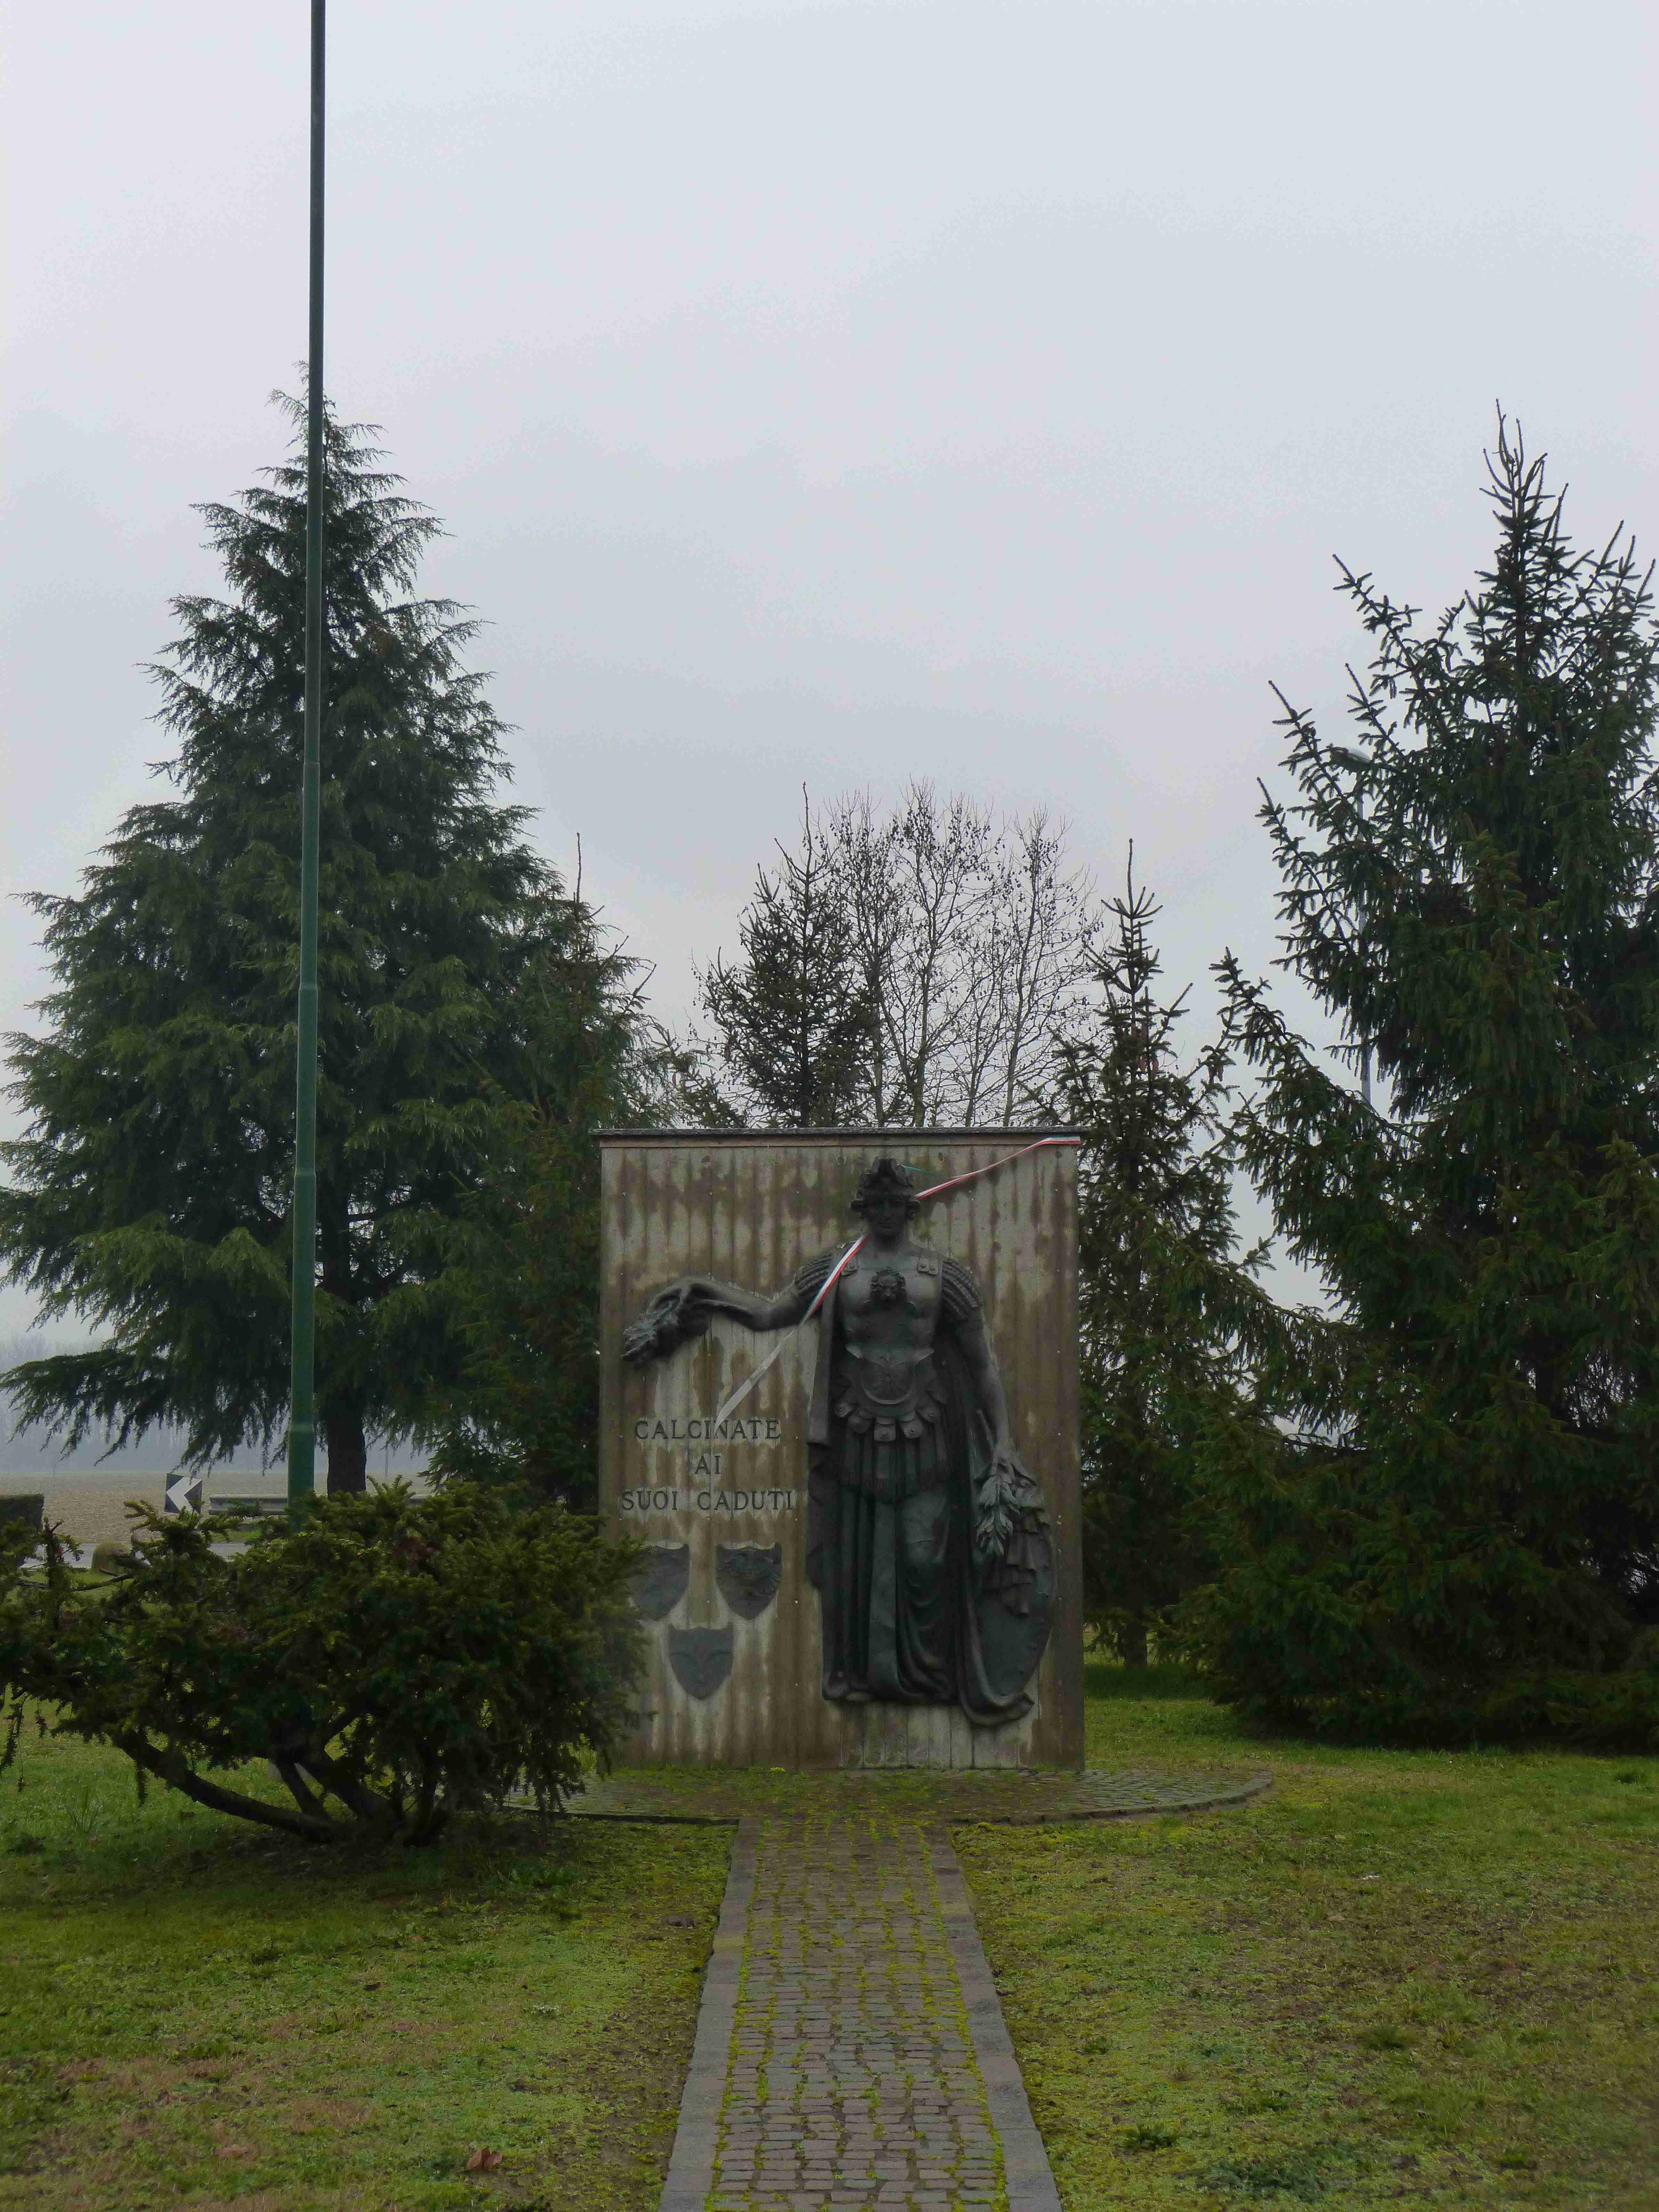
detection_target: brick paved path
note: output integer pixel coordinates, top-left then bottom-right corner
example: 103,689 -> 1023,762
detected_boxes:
662,1812 -> 1059,2212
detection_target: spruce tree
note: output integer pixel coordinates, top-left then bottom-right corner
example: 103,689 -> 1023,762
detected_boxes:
696,793 -> 872,1126
0,398 -> 557,1489
1060,864 -> 1272,1663
1201,422 -> 1659,1739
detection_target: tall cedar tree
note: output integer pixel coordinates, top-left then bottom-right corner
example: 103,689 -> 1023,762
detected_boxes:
1201,423 -> 1659,1741
432,897 -> 691,1505
0,399 -> 557,1489
696,794 -> 872,1126
1059,863 -> 1273,1663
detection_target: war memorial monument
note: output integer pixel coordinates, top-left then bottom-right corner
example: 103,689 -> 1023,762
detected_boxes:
599,1128 -> 1084,1770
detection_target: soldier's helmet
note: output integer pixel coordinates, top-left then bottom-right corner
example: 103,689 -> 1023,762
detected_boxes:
849,1157 -> 920,1218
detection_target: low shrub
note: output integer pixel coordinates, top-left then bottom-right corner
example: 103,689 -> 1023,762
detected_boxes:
0,1483 -> 643,1843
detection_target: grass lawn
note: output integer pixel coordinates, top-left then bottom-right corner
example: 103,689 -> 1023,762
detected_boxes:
0,1726 -> 730,2210
4,1675 -> 1657,2210
958,1663 -> 1659,2210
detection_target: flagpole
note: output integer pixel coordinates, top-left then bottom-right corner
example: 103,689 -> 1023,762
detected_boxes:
287,0 -> 326,1521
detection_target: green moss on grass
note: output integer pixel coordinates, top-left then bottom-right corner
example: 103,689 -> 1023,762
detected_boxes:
0,1725 -> 728,2209
956,1664 -> 1659,2208
8,1671 -> 1658,2209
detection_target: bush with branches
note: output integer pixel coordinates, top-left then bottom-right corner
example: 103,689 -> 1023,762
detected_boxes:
0,1485 -> 642,1844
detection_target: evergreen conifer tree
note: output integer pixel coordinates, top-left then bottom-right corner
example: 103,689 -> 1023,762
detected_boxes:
0,399 -> 558,1489
1059,863 -> 1272,1662
696,793 -> 872,1126
431,896 -> 694,1506
1200,423 -> 1659,1739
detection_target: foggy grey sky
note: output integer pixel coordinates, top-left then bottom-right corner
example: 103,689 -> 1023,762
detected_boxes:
5,0 -> 1657,1337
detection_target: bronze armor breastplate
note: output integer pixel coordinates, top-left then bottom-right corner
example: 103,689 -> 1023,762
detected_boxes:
832,1347 -> 946,1435
860,1350 -> 916,1406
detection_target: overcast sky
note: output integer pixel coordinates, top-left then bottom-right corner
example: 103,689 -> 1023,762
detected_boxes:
4,0 -> 1656,1341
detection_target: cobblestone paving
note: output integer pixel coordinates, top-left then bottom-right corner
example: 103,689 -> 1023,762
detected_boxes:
645,1770 -> 1272,2209
707,1815 -> 1006,2212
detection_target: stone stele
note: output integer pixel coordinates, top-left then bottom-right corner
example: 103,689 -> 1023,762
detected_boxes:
598,1129 -> 1083,1770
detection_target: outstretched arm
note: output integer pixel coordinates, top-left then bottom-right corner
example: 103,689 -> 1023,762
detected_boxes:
622,1272 -> 815,1366
683,1275 -> 815,1333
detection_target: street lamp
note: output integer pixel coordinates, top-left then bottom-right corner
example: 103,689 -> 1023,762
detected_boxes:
286,0 -> 326,1520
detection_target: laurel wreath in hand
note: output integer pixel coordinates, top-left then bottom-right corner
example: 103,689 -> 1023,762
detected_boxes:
974,1447 -> 1038,1562
621,1284 -> 711,1366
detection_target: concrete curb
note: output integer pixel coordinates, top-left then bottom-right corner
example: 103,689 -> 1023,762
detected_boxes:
658,1814 -> 758,2212
974,1770 -> 1276,1825
571,1766 -> 1275,1829
561,1809 -> 743,1827
930,1831 -> 1063,2212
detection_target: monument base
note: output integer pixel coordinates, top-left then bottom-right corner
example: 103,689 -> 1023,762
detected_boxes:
832,1700 -> 1034,1770
621,1684 -> 1058,1772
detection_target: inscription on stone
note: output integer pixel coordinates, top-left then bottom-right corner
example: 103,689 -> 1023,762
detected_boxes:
629,1411 -> 792,1493
632,1414 -> 785,1444
619,1486 -> 800,1515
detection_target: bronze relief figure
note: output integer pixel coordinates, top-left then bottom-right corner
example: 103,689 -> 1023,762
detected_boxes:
623,1157 -> 1053,1723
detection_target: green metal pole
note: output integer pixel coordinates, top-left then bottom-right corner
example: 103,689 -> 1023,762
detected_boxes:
286,0 -> 326,1522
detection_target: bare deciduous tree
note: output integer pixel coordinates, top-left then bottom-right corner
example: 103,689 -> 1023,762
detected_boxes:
829,784 -> 998,1124
697,783 -> 1096,1128
981,808 -> 1098,1124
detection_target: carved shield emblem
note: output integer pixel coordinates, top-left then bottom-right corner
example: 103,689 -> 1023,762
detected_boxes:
668,1625 -> 733,1700
716,1542 -> 783,1621
631,1543 -> 690,1623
